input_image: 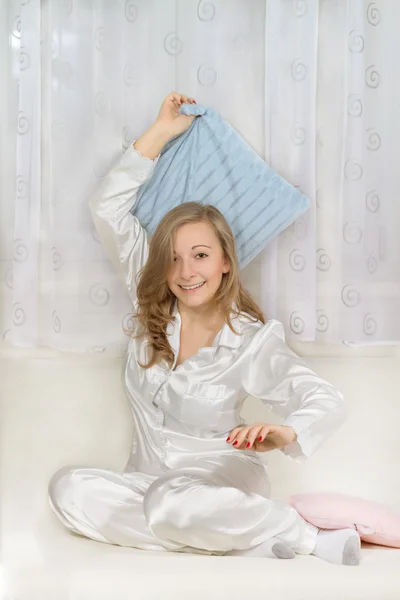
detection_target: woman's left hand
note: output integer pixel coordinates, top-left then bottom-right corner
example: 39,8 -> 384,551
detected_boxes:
226,424 -> 297,452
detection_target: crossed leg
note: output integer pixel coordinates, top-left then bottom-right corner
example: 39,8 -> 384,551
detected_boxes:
48,455 -> 317,557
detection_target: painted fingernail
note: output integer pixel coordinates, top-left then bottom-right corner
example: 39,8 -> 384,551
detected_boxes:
233,441 -> 238,446
226,437 -> 231,442
258,436 -> 263,442
246,442 -> 251,448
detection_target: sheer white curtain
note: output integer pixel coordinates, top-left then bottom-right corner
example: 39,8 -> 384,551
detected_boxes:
1,0 -> 399,356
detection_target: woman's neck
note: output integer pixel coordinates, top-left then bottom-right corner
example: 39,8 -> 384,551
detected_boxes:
177,299 -> 224,331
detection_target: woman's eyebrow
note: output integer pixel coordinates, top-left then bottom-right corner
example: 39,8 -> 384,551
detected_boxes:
173,245 -> 212,253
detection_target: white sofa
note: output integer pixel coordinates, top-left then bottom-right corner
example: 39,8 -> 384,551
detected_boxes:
1,351 -> 400,599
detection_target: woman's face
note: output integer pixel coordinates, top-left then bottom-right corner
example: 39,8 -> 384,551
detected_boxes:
167,221 -> 230,309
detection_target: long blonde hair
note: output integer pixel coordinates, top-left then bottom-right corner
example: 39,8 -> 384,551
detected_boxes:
124,202 -> 267,369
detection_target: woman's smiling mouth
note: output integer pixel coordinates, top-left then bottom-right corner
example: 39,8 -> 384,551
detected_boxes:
179,282 -> 206,292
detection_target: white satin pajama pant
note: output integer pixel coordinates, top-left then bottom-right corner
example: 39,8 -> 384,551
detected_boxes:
48,454 -> 318,556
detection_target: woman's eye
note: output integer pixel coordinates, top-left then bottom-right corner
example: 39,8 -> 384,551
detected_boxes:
173,254 -> 208,262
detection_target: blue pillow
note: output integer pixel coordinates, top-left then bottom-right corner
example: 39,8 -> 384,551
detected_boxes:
131,104 -> 310,269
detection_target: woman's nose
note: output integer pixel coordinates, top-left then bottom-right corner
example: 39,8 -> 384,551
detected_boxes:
180,261 -> 196,280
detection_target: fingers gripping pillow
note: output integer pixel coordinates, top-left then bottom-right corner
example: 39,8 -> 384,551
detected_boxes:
289,492 -> 400,548
131,103 -> 310,269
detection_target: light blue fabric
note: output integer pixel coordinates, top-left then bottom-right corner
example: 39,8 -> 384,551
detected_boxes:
131,104 -> 310,269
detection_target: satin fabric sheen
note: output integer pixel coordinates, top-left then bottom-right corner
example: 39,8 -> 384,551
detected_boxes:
48,143 -> 346,555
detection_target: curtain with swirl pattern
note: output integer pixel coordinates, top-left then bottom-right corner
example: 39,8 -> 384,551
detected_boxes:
0,0 -> 399,355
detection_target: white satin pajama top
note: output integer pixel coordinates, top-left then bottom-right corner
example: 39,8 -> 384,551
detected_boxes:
88,142 -> 347,477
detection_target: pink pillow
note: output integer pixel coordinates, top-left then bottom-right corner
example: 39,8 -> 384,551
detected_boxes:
288,492 -> 400,548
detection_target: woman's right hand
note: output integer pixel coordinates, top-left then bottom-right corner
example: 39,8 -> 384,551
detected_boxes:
154,92 -> 197,138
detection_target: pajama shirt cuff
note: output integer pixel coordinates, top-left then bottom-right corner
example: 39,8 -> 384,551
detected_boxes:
280,402 -> 347,464
121,142 -> 161,183
279,419 -> 315,464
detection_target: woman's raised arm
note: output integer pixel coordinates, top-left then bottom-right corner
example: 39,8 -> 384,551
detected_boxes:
88,92 -> 196,303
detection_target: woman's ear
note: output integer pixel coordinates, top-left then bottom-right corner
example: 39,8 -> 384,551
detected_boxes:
222,258 -> 230,274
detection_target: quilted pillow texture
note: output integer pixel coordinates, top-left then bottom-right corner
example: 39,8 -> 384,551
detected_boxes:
289,492 -> 400,548
131,103 -> 310,269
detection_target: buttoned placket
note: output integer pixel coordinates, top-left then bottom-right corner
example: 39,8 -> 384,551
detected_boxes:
150,303 -> 227,468
151,366 -> 175,466
151,310 -> 180,464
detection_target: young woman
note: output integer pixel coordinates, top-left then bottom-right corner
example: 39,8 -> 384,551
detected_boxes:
48,92 -> 361,565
